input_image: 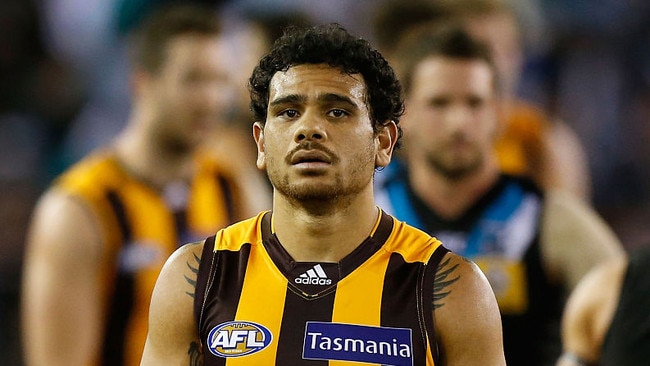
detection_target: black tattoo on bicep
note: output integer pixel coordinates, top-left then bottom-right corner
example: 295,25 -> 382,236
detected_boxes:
433,257 -> 460,309
188,341 -> 203,366
184,243 -> 202,299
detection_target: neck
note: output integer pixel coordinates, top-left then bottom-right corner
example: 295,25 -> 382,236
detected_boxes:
271,186 -> 379,263
113,113 -> 196,189
408,156 -> 500,221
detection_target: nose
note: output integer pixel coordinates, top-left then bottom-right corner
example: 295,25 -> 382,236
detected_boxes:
294,111 -> 327,142
446,104 -> 473,131
194,78 -> 230,113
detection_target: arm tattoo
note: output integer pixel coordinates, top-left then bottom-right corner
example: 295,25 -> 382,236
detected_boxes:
188,341 -> 203,366
432,257 -> 460,309
184,242 -> 202,299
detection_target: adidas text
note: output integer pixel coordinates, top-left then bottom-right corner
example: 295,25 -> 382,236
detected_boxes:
295,277 -> 332,285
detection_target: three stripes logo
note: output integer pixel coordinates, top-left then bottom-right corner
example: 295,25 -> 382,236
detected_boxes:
294,264 -> 332,286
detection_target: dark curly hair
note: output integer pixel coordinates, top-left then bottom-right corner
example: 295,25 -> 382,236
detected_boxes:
249,23 -> 404,147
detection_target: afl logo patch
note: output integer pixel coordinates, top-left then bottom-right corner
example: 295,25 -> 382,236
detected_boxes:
207,321 -> 272,357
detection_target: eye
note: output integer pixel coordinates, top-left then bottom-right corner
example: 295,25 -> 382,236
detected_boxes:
467,96 -> 484,109
278,109 -> 299,119
428,97 -> 450,108
327,109 -> 348,118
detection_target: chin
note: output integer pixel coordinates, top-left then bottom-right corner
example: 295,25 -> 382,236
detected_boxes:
285,184 -> 339,201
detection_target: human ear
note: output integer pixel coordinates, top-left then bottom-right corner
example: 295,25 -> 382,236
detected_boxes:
375,120 -> 398,168
253,122 -> 266,170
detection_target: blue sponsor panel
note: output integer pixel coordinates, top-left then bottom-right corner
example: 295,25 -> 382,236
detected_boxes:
303,322 -> 413,366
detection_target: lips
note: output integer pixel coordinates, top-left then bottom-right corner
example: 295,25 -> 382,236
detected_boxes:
290,150 -> 333,165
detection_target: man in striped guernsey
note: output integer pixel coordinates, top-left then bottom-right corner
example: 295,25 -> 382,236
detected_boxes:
141,24 -> 506,365
21,4 -> 270,366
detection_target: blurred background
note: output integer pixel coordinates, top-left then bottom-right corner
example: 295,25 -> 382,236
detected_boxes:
1,0 -> 649,363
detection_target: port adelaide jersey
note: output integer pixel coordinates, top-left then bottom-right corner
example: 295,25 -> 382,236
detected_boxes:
194,210 -> 449,365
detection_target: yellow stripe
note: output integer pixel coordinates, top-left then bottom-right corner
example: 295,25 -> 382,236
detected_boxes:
120,182 -> 177,364
189,156 -> 228,233
229,242 -> 287,365
330,251 -> 390,366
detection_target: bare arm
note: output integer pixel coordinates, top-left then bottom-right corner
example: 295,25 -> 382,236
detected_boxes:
140,241 -> 205,365
21,190 -> 104,365
433,253 -> 506,365
557,256 -> 627,366
541,189 -> 624,291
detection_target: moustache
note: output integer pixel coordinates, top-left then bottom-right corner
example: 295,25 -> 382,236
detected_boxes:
286,141 -> 339,165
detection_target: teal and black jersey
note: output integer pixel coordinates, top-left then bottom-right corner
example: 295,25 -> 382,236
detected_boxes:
194,210 -> 449,365
376,169 -> 563,366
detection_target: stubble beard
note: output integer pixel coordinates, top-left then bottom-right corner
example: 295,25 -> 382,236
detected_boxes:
266,147 -> 375,207
426,148 -> 483,181
156,114 -> 199,158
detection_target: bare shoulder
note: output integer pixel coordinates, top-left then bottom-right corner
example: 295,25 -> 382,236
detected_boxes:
25,187 -> 103,266
433,252 -> 500,316
154,240 -> 207,300
433,252 -> 506,365
142,240 -> 207,365
149,239 -> 209,326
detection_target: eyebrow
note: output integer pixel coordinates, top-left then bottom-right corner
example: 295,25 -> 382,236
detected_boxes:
317,93 -> 357,108
269,93 -> 358,109
269,94 -> 306,107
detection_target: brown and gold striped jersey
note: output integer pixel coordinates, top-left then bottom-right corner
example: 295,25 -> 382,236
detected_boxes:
56,149 -> 243,366
195,210 -> 449,365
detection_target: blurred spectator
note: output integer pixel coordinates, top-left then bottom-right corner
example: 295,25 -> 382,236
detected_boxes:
21,4 -> 269,365
374,23 -> 623,366
373,0 -> 592,201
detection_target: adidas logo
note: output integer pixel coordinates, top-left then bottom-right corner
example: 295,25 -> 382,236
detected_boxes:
295,264 -> 332,286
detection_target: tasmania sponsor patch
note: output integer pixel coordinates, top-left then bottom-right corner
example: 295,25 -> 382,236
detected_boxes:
207,321 -> 272,358
303,322 -> 413,366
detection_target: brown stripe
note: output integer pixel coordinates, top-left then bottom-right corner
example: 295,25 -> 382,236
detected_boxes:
194,235 -> 215,329
198,242 -> 252,366
373,210 -> 395,243
102,190 -> 134,366
275,289 -> 334,365
381,253 -> 428,364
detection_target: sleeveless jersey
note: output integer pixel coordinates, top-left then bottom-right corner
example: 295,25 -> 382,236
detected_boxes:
601,245 -> 650,366
376,171 -> 563,366
55,149 -> 243,366
194,210 -> 448,365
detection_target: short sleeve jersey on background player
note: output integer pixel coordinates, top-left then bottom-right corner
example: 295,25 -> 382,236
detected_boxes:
376,169 -> 563,366
194,210 -> 449,365
55,148 -> 243,365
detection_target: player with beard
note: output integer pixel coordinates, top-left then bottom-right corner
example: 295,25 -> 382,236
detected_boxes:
21,4 -> 270,366
140,23 -> 506,365
374,24 -> 622,366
